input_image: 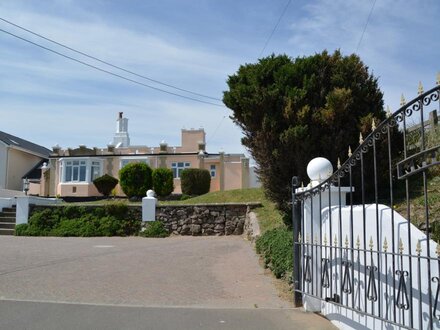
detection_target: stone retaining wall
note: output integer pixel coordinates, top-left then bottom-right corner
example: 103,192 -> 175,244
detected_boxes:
29,202 -> 261,236
156,204 -> 260,236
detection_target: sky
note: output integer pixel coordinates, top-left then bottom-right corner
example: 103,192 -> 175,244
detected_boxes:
0,0 -> 438,156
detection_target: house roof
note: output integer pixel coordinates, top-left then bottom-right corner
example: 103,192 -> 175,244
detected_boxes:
0,131 -> 51,157
22,159 -> 46,180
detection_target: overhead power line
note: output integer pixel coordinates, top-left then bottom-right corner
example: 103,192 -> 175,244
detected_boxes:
355,0 -> 377,53
0,27 -> 224,108
258,0 -> 292,58
0,17 -> 221,102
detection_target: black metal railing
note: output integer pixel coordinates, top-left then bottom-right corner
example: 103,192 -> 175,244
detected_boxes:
292,81 -> 440,329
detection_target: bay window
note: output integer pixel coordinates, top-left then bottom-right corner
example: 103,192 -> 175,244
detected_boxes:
60,158 -> 102,183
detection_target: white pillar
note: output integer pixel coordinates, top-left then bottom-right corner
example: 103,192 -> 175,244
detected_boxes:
16,196 -> 30,225
296,157 -> 352,312
142,190 -> 157,222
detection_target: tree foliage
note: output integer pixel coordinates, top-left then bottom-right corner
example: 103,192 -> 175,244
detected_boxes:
119,163 -> 152,198
152,168 -> 174,197
180,168 -> 211,196
93,174 -> 119,197
223,50 -> 386,223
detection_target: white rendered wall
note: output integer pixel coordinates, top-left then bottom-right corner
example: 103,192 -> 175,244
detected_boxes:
0,197 -> 14,211
301,187 -> 440,329
16,196 -> 62,225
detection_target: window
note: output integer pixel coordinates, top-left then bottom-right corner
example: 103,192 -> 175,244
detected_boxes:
91,161 -> 101,181
61,158 -> 102,183
120,158 -> 149,169
65,160 -> 87,182
210,164 -> 216,177
171,162 -> 190,178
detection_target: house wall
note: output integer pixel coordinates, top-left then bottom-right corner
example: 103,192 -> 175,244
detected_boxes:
58,183 -> 101,197
165,154 -> 199,194
0,142 -> 7,189
51,154 -> 250,197
6,148 -> 42,191
180,129 -> 205,152
49,140 -> 249,197
28,182 -> 40,195
224,162 -> 242,190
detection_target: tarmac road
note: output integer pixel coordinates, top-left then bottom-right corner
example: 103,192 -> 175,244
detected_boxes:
0,236 -> 334,329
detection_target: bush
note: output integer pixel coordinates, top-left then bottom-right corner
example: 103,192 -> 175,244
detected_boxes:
223,51 -> 392,226
152,168 -> 174,197
28,208 -> 62,232
256,227 -> 293,280
93,174 -> 119,196
15,203 -> 141,237
140,221 -> 169,238
119,163 -> 153,198
180,168 -> 211,196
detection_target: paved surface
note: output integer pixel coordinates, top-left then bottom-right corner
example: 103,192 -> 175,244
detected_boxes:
0,236 -> 335,329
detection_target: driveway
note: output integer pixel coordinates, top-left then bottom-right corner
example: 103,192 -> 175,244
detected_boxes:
0,236 -> 334,329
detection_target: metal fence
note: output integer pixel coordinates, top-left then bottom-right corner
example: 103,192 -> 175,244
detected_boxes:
292,81 -> 440,329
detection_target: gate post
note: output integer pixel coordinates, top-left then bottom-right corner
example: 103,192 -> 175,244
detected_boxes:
292,176 -> 302,307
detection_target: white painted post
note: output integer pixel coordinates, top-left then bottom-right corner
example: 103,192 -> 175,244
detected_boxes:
142,190 -> 157,222
296,157 -> 352,312
15,196 -> 30,225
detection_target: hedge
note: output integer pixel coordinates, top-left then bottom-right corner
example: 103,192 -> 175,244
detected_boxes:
119,163 -> 153,198
255,227 -> 293,281
180,168 -> 211,196
15,203 -> 141,237
152,168 -> 174,197
93,174 -> 119,196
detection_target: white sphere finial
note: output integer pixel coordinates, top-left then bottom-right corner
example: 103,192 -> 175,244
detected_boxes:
146,190 -> 155,198
306,157 -> 333,186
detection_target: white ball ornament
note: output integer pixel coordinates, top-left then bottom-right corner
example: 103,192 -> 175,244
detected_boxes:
306,157 -> 333,186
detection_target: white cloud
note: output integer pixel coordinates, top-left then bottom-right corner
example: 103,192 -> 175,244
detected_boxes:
286,0 -> 439,111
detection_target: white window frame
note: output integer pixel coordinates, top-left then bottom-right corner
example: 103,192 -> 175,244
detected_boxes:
171,162 -> 190,179
119,156 -> 150,169
91,161 -> 102,182
60,158 -> 103,183
210,164 -> 217,178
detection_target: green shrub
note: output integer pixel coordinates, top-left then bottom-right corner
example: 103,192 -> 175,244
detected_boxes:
180,168 -> 211,196
140,221 -> 169,238
93,174 -> 119,196
119,163 -> 153,198
152,168 -> 174,197
180,194 -> 192,201
15,224 -> 30,236
28,208 -> 61,231
16,204 -> 140,237
50,219 -> 83,237
63,205 -> 84,220
104,202 -> 128,219
256,227 -> 293,280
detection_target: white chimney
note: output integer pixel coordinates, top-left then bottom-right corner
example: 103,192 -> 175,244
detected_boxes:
113,112 -> 130,147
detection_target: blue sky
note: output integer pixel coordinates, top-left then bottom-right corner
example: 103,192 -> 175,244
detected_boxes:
0,0 -> 438,155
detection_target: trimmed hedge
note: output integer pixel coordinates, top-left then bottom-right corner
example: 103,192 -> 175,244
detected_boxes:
152,168 -> 174,197
15,203 -> 141,237
256,227 -> 293,281
180,168 -> 211,196
119,163 -> 153,198
93,174 -> 119,196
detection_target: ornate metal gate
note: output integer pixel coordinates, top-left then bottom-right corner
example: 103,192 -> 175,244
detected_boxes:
292,79 -> 439,329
